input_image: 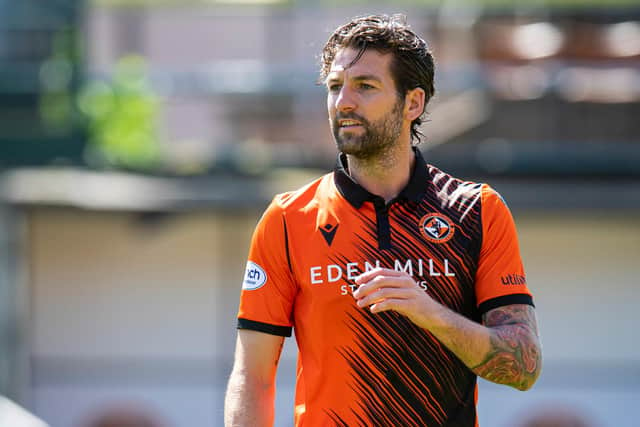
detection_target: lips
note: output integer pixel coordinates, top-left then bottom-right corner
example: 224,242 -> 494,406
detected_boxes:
339,119 -> 361,127
337,116 -> 368,131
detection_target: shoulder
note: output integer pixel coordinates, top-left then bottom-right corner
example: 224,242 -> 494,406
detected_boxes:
427,164 -> 507,209
427,164 -> 484,216
252,172 -> 334,241
428,164 -> 483,200
267,172 -> 335,217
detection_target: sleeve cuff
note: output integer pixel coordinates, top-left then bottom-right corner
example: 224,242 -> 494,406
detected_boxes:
237,318 -> 293,337
478,293 -> 534,316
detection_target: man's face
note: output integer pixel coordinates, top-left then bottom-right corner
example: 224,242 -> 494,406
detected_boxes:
325,47 -> 406,159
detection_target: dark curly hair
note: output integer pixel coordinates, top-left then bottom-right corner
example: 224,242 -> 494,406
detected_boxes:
320,14 -> 435,144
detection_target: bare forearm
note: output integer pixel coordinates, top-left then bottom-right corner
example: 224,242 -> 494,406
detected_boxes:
224,371 -> 275,427
351,269 -> 541,391
471,305 -> 542,390
413,303 -> 542,391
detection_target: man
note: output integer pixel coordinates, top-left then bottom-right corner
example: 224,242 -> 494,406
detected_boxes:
225,14 -> 541,427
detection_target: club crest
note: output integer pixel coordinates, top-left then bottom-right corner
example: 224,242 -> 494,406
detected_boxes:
419,213 -> 455,243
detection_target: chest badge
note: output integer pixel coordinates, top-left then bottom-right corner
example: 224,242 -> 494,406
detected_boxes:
420,213 -> 455,243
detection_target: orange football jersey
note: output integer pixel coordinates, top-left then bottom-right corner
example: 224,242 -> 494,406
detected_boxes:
237,149 -> 533,427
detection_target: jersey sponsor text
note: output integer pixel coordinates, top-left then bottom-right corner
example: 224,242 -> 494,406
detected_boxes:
501,273 -> 527,285
309,257 -> 456,287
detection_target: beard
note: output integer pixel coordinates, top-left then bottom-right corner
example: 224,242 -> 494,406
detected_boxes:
331,99 -> 404,160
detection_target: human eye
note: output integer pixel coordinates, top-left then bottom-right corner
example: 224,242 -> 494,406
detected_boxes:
358,82 -> 375,90
327,82 -> 342,92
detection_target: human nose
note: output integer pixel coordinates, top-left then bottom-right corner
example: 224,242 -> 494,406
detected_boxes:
335,86 -> 356,112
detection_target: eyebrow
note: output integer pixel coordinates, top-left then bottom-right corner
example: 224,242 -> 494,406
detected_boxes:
325,74 -> 383,85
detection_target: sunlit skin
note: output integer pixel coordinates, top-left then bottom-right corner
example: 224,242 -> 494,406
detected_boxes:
326,48 -> 404,159
325,47 -> 425,202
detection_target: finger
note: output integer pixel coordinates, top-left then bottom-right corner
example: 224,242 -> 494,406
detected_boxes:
355,267 -> 406,284
356,288 -> 412,308
352,275 -> 405,299
353,275 -> 415,299
369,298 -> 407,314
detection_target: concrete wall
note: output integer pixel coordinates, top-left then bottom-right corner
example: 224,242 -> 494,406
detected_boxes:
27,207 -> 257,427
22,207 -> 640,427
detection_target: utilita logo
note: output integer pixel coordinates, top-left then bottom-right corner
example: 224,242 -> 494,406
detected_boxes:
501,274 -> 527,285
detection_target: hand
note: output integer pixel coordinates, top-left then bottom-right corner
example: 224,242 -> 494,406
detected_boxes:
352,268 -> 437,324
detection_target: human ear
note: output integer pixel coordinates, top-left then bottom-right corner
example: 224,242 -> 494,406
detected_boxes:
404,87 -> 425,122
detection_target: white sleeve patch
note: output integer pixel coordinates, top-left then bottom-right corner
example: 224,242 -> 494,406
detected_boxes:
242,261 -> 268,290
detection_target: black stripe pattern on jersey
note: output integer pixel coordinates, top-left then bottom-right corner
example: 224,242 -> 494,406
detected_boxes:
326,170 -> 484,426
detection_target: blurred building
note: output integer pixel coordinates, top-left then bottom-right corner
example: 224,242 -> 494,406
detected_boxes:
1,1 -> 639,426
0,0 -> 86,168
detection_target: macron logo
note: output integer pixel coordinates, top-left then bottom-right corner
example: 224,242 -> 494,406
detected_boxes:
319,224 -> 339,246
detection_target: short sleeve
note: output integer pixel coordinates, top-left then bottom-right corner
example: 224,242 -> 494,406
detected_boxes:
475,185 -> 534,315
237,196 -> 298,337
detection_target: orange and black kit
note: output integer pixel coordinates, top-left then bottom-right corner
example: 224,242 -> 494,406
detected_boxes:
237,149 -> 534,427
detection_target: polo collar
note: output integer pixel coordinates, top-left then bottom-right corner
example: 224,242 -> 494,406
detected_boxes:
333,147 -> 429,208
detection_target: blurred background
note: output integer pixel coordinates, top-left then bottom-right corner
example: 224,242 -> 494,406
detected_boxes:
0,0 -> 639,426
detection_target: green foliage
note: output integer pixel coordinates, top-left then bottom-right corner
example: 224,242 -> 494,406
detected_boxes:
78,55 -> 162,171
39,29 -> 77,135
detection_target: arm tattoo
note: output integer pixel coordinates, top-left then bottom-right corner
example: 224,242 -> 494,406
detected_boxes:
472,304 -> 542,390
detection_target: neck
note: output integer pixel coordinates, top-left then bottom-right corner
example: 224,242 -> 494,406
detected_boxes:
347,144 -> 415,203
